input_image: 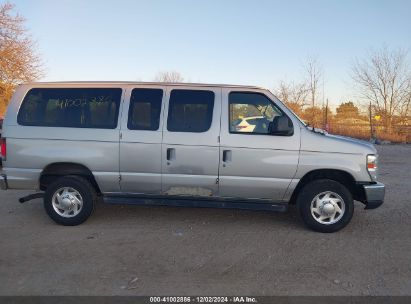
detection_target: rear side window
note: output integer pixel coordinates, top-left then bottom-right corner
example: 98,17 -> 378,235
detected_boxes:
167,89 -> 214,133
128,88 -> 163,130
17,88 -> 122,129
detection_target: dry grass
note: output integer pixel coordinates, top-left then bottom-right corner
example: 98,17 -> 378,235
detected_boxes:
374,131 -> 409,143
329,124 -> 410,143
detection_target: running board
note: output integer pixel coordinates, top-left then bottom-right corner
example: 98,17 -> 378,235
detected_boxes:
103,195 -> 288,212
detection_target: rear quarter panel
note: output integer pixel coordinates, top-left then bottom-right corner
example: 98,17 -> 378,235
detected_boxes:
2,84 -> 122,192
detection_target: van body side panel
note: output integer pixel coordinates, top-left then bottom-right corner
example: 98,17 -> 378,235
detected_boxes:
161,86 -> 222,197
297,128 -> 374,182
295,150 -> 371,182
119,85 -> 164,194
219,88 -> 300,201
3,128 -> 121,192
1,167 -> 41,190
218,148 -> 300,200
2,84 -> 122,192
119,142 -> 162,193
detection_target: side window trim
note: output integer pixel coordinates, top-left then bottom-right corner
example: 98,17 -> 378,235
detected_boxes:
127,88 -> 164,131
166,89 -> 215,133
17,87 -> 123,129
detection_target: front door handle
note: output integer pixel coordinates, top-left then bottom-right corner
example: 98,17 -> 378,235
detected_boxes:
222,150 -> 232,163
167,148 -> 175,161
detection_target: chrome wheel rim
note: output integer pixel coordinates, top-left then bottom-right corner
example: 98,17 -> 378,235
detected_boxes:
52,187 -> 83,218
310,191 -> 345,225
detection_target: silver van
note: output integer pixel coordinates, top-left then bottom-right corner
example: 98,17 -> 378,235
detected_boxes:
0,82 -> 385,232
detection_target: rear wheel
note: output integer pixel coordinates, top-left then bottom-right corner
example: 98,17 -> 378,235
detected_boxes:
44,176 -> 96,226
297,179 -> 354,233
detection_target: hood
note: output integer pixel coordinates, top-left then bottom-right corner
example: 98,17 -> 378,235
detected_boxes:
301,127 -> 377,155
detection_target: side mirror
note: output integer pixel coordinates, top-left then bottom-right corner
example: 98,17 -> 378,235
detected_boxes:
270,116 -> 294,136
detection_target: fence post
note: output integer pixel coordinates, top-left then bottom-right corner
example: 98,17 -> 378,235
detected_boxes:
369,102 -> 374,140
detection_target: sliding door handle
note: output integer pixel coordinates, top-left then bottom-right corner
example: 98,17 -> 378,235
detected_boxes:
222,150 -> 232,162
166,148 -> 175,161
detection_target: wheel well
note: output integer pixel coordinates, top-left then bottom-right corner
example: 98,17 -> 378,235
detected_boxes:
289,169 -> 362,204
39,162 -> 101,194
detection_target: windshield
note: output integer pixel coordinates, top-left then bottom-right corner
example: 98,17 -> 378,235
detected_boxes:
287,108 -> 307,127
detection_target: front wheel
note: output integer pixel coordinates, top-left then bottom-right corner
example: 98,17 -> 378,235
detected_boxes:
297,179 -> 354,233
44,176 -> 96,226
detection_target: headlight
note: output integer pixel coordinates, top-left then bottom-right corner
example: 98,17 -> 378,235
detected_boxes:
367,154 -> 378,181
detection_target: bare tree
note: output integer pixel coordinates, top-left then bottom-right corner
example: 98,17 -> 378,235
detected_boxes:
275,56 -> 323,125
398,92 -> 411,123
351,47 -> 411,131
304,56 -> 323,126
154,71 -> 184,83
274,80 -> 308,115
0,2 -> 43,114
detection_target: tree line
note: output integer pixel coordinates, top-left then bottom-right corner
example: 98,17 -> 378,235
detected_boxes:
154,50 -> 411,142
0,2 -> 42,114
1,2 -> 410,142
274,49 -> 411,142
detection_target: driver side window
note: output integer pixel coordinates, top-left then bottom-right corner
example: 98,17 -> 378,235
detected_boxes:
229,92 -> 283,134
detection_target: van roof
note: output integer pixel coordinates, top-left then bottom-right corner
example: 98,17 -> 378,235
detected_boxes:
23,81 -> 266,90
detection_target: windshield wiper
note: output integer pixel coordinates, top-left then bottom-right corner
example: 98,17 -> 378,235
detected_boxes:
306,123 -> 325,135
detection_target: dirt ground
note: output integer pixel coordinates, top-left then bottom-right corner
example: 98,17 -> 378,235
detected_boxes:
0,145 -> 410,296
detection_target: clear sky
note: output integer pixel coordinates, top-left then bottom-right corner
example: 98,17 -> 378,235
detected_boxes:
12,0 -> 411,106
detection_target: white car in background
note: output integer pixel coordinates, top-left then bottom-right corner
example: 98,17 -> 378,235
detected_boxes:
232,116 -> 268,132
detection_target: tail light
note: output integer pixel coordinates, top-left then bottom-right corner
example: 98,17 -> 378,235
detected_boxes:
0,138 -> 6,160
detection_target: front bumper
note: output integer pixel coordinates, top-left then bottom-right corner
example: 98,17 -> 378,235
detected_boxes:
362,182 -> 385,209
0,174 -> 8,190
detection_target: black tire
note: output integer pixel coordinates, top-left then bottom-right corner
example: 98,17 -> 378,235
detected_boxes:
44,175 -> 96,226
297,179 -> 354,233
